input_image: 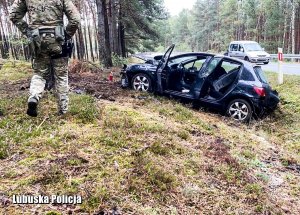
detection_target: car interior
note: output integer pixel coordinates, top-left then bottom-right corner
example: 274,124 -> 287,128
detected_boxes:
200,60 -> 242,99
167,56 -> 207,92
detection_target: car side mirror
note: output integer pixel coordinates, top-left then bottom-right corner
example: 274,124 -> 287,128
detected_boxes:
240,48 -> 244,52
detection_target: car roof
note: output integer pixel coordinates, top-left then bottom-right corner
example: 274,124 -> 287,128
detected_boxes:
230,41 -> 258,44
215,55 -> 255,68
133,52 -> 214,61
169,52 -> 215,60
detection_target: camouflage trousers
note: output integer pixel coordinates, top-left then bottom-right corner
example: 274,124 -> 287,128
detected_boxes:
29,54 -> 69,113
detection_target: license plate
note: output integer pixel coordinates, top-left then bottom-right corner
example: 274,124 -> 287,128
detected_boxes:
121,79 -> 126,86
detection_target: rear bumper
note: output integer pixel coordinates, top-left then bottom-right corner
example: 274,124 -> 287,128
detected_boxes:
252,92 -> 280,116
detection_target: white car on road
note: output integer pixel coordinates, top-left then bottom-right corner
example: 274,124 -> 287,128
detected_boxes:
227,41 -> 271,65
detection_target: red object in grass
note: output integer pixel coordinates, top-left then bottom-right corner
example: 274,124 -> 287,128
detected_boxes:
254,86 -> 266,97
109,72 -> 113,82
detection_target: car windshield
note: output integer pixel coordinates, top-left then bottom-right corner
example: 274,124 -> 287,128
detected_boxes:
243,43 -> 263,52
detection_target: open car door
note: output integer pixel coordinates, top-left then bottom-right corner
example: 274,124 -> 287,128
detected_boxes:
156,44 -> 175,93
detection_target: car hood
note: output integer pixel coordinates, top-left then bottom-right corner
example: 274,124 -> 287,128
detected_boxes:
133,53 -> 163,62
126,63 -> 157,72
247,50 -> 270,57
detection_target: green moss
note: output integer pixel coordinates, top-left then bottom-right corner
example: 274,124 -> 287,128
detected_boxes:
149,141 -> 170,156
34,166 -> 65,185
81,188 -> 109,212
0,61 -> 32,81
241,149 -> 256,160
69,94 -> 99,123
45,211 -> 62,215
145,162 -> 177,191
178,130 -> 190,140
245,183 -> 262,196
0,138 -> 8,159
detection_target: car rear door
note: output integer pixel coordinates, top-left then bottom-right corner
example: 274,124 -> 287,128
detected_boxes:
156,44 -> 175,93
235,45 -> 246,59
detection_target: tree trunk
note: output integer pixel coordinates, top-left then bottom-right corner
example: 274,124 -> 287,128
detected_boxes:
291,0 -> 296,55
96,0 -> 112,67
84,2 -> 95,62
111,0 -> 118,54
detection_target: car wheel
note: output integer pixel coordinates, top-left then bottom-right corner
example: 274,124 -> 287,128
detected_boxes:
131,73 -> 152,92
227,99 -> 252,122
244,56 -> 250,62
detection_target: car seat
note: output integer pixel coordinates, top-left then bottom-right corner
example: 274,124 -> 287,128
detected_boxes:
212,69 -> 239,93
180,66 -> 198,91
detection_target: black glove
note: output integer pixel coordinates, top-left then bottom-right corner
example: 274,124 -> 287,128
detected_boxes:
64,31 -> 72,40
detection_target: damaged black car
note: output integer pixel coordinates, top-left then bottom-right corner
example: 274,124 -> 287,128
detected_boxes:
121,45 -> 280,122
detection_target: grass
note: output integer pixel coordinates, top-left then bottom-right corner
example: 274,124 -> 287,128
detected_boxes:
261,72 -> 300,158
0,64 -> 299,214
0,60 -> 32,81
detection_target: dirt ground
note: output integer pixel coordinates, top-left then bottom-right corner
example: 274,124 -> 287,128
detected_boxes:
0,61 -> 129,101
69,70 -> 128,101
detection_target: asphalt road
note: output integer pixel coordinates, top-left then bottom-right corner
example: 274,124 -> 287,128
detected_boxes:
261,62 -> 300,75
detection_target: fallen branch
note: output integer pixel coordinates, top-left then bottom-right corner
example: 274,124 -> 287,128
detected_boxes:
36,117 -> 49,130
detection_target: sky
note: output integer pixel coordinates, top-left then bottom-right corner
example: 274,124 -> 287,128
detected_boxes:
164,0 -> 197,16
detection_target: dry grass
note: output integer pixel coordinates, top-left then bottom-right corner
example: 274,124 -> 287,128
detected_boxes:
0,62 -> 299,214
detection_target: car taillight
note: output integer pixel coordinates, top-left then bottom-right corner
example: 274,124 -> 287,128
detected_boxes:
254,86 -> 266,97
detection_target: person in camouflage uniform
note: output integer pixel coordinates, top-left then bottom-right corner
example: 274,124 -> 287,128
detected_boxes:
9,0 -> 80,117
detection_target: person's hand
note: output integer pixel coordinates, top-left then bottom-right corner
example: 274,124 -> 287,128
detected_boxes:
65,31 -> 72,40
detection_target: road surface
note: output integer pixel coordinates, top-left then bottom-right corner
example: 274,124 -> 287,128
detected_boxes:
261,62 -> 300,75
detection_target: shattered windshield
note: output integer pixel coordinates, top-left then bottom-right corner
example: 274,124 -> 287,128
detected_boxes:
243,43 -> 263,52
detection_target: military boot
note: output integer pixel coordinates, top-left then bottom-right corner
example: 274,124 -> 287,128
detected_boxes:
27,97 -> 38,117
58,110 -> 65,115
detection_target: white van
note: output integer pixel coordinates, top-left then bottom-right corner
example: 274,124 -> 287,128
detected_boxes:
227,41 -> 271,64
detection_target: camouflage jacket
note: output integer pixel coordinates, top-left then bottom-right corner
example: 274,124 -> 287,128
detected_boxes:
9,0 -> 80,37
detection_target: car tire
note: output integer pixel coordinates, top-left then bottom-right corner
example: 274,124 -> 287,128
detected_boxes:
244,56 -> 250,62
131,73 -> 152,92
227,99 -> 252,122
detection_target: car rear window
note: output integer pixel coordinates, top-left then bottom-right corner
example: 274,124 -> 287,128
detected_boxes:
254,67 -> 268,84
241,70 -> 255,81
